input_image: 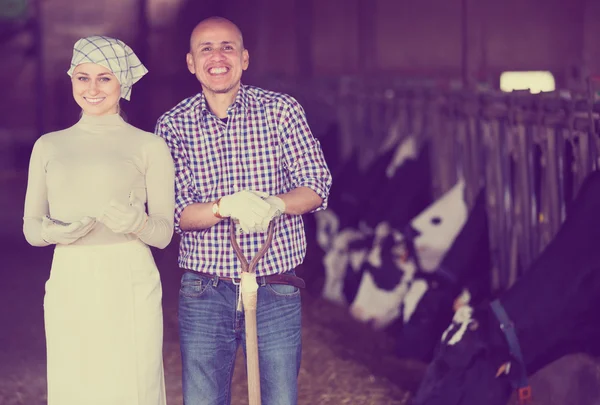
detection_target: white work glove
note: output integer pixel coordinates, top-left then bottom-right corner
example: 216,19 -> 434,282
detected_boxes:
101,195 -> 148,234
218,190 -> 270,234
41,215 -> 96,245
256,196 -> 286,232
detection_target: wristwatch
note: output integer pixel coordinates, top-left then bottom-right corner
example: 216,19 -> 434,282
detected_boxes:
212,198 -> 224,219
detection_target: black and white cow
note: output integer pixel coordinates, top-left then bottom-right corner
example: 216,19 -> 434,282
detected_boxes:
321,223 -> 373,305
361,138 -> 433,230
411,169 -> 600,405
314,136 -> 432,299
300,141 -> 390,291
342,178 -> 470,329
299,147 -> 363,292
327,135 -> 430,233
394,187 -> 491,362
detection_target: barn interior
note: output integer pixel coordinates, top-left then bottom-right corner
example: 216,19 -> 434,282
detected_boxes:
2,0 -> 600,404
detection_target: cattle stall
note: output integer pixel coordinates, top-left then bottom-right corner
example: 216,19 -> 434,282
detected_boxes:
253,76 -> 600,403
258,75 -> 598,292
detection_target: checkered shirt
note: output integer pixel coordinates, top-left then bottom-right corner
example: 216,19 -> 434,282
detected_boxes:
155,84 -> 332,277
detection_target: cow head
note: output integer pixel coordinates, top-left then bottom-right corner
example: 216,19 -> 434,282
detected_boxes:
396,186 -> 491,362
394,279 -> 464,362
412,305 -> 514,405
411,178 -> 469,271
348,221 -> 413,328
314,209 -> 341,252
321,224 -> 373,305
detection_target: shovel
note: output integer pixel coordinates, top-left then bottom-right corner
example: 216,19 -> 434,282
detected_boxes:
230,221 -> 276,405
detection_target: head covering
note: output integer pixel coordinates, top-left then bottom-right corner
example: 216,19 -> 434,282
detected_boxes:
67,35 -> 148,101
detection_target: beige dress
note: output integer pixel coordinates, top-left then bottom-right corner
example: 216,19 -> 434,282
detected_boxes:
22,113 -> 175,405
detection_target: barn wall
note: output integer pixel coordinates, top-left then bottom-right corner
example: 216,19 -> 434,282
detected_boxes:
0,0 -> 599,148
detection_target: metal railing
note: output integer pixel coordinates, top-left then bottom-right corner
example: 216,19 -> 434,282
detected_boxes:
258,76 -> 600,292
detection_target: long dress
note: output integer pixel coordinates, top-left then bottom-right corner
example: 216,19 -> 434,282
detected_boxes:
22,112 -> 175,405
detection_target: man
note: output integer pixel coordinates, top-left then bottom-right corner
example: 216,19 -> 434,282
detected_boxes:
155,16 -> 332,405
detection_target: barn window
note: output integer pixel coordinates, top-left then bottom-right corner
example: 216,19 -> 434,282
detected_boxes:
499,71 -> 555,94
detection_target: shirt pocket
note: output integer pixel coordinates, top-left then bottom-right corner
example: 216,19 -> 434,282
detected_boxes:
241,125 -> 281,192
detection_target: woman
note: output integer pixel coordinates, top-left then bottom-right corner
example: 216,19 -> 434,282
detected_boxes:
22,35 -> 174,405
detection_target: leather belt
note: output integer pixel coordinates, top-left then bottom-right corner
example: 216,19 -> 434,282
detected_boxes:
181,269 -> 306,289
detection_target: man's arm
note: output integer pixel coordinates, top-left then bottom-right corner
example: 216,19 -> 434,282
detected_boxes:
278,97 -> 333,214
179,201 -> 221,231
276,186 -> 323,216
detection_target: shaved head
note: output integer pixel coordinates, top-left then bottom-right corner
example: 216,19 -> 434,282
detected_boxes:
185,15 -> 249,98
189,17 -> 244,53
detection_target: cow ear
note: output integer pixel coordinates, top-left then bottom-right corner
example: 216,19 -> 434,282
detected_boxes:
453,289 -> 472,312
495,361 -> 511,378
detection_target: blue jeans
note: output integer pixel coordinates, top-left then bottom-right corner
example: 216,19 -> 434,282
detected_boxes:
178,271 -> 302,405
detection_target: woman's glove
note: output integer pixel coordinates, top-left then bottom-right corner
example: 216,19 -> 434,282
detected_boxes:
101,196 -> 148,234
41,215 -> 96,245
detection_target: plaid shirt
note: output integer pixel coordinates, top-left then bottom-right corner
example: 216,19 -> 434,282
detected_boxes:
155,84 -> 332,277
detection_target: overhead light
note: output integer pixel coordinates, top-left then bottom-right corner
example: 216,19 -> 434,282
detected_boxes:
499,71 -> 555,94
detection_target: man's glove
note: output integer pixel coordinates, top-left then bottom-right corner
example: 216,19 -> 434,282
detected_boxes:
101,195 -> 148,234
41,215 -> 96,245
217,190 -> 270,234
256,196 -> 286,232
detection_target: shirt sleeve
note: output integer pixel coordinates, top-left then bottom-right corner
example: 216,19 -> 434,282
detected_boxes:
154,117 -> 197,234
135,136 -> 176,249
22,137 -> 51,247
279,97 -> 333,212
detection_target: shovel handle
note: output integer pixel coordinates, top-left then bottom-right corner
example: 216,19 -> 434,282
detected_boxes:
230,221 -> 276,273
230,221 -> 276,405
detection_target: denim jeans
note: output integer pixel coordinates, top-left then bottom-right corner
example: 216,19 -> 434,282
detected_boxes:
178,270 -> 302,405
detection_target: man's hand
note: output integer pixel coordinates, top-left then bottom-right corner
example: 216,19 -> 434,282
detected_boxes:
41,215 -> 96,245
217,190 -> 270,233
256,196 -> 286,232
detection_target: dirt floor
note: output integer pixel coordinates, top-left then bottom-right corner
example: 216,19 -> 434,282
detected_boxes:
0,172 -> 424,405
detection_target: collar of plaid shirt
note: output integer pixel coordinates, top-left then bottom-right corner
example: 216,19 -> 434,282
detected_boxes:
199,84 -> 250,117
